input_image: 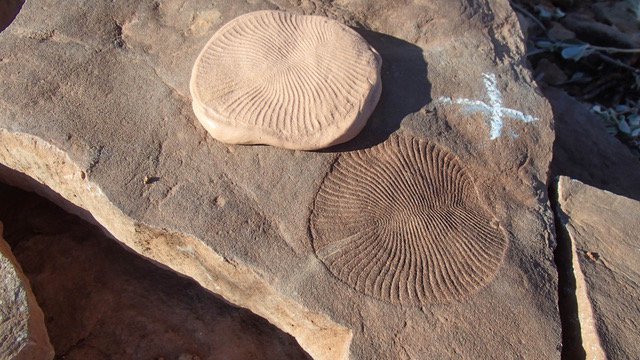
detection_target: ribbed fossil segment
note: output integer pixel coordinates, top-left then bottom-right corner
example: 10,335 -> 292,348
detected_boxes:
310,136 -> 507,305
190,10 -> 382,150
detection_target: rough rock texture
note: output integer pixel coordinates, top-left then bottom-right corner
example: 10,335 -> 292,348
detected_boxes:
0,184 -> 310,360
0,221 -> 54,360
310,135 -> 508,305
556,177 -> 640,359
190,10 -> 382,150
0,1 -> 559,358
547,87 -> 640,202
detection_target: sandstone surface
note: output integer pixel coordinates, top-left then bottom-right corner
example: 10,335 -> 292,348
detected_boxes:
0,1 -> 560,358
190,10 -> 382,150
0,221 -> 54,360
556,177 -> 640,359
0,184 -> 310,360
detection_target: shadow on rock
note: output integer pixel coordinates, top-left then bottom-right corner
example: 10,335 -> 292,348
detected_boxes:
546,87 -> 640,202
0,184 -> 311,360
323,29 -> 431,152
0,0 -> 24,33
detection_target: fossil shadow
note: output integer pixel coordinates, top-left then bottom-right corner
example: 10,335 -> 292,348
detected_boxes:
0,0 -> 24,33
324,29 -> 431,152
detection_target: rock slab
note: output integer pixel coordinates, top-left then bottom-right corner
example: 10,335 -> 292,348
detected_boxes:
557,176 -> 640,359
0,0 -> 560,358
0,184 -> 310,360
0,221 -> 54,360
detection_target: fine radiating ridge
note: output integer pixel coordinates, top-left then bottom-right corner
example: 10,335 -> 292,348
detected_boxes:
310,136 -> 508,305
190,10 -> 382,150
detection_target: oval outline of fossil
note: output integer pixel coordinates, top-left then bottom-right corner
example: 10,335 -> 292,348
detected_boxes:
189,10 -> 382,150
309,135 -> 508,305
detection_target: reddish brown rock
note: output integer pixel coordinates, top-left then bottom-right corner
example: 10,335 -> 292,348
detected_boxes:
0,184 -> 310,360
535,59 -> 568,86
547,22 -> 576,42
0,221 -> 54,360
557,177 -> 640,359
0,0 -> 559,358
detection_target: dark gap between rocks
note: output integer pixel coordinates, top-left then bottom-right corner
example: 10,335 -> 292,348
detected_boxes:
548,180 -> 585,360
0,183 -> 311,360
0,0 -> 24,33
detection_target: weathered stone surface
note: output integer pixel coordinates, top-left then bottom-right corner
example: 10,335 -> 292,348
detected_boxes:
0,184 -> 310,360
310,136 -> 508,305
556,177 -> 640,359
190,10 -> 382,150
0,221 -> 54,360
0,1 -> 559,358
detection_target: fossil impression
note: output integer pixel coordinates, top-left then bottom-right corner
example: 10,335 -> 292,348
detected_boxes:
189,10 -> 382,150
310,136 -> 507,305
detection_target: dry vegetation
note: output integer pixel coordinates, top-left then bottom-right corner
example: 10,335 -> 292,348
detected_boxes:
512,0 -> 640,156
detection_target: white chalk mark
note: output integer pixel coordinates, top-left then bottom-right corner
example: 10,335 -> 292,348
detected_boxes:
438,73 -> 538,140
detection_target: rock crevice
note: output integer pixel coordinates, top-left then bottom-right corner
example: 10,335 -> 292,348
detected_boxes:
549,179 -> 588,359
0,130 -> 352,360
